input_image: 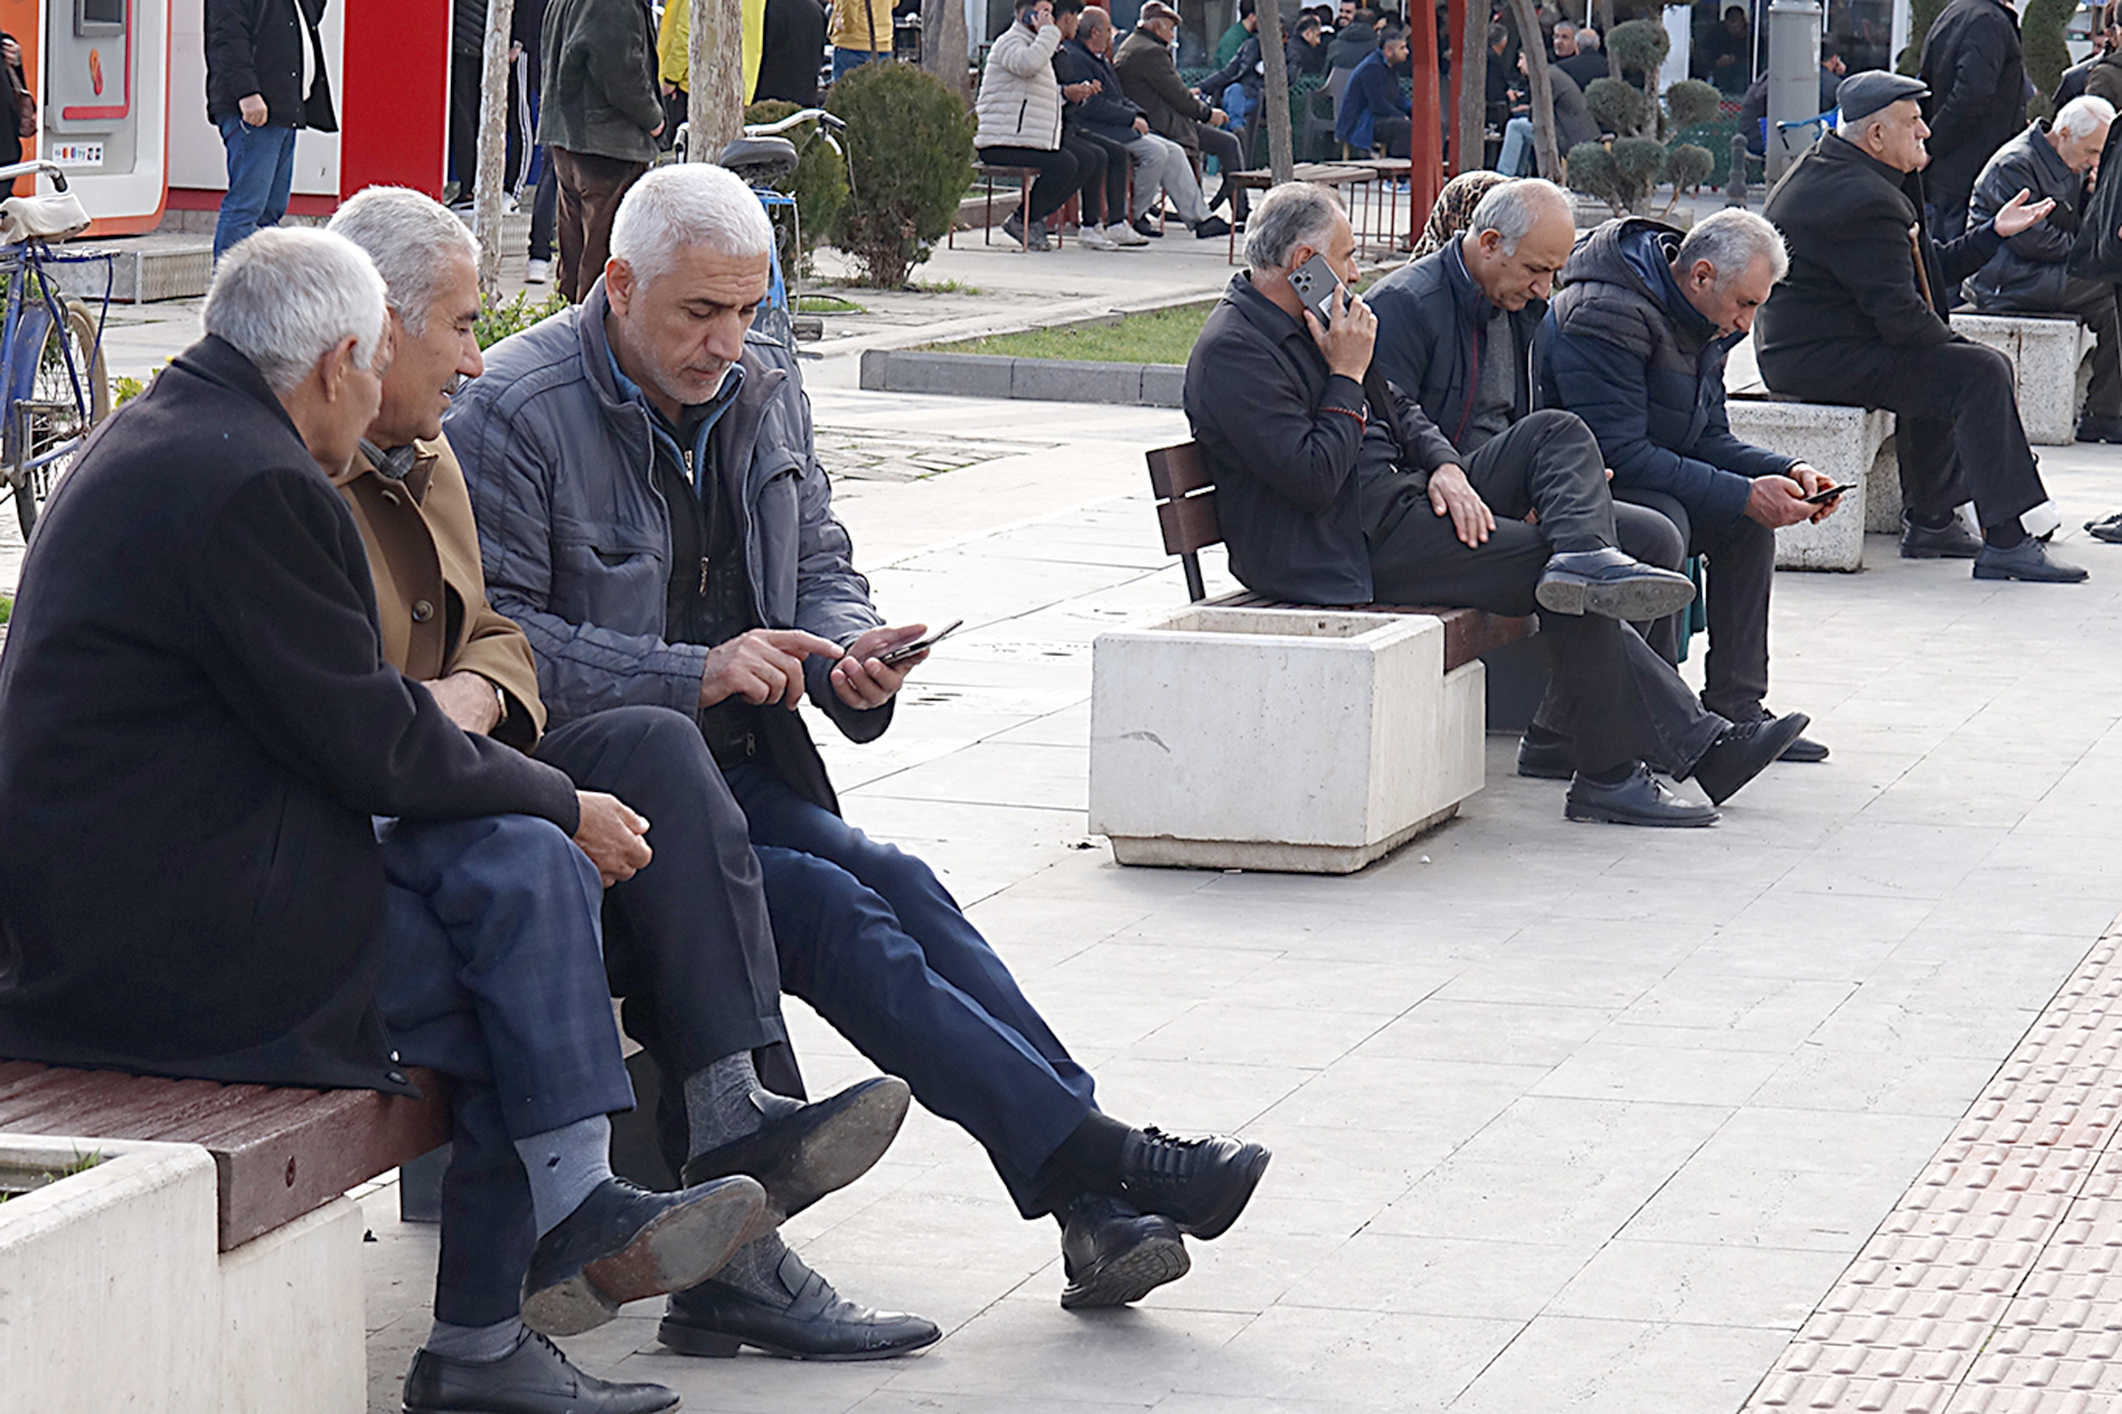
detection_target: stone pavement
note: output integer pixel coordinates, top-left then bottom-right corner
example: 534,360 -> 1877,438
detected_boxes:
332,374 -> 2122,1412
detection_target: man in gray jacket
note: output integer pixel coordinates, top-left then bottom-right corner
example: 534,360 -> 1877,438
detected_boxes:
448,162 -> 1273,1328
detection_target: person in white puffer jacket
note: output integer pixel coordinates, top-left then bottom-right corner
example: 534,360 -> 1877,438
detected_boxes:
975,0 -> 1094,250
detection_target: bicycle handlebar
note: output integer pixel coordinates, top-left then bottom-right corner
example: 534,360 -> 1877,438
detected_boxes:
742,108 -> 846,137
0,161 -> 69,192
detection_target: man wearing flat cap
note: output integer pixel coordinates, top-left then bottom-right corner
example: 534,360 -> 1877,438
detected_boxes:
1756,70 -> 2089,583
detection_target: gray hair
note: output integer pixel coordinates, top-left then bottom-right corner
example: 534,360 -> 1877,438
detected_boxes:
1244,181 -> 1346,271
609,163 -> 774,289
1467,178 -> 1573,255
327,185 -> 479,334
1837,106 -> 1898,144
203,228 -> 387,396
2056,94 -> 2117,141
1080,4 -> 1112,35
1577,26 -> 1599,48
1674,207 -> 1788,286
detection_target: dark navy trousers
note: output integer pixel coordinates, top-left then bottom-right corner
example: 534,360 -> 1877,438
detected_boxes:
373,813 -> 636,1328
726,763 -> 1100,1218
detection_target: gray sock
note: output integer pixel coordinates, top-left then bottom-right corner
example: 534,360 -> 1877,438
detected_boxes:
684,1051 -> 765,1158
513,1114 -> 615,1237
423,1318 -> 526,1364
711,1232 -> 794,1303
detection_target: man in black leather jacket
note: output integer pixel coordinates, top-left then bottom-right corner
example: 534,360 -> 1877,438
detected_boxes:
1917,0 -> 2027,238
1965,97 -> 2122,443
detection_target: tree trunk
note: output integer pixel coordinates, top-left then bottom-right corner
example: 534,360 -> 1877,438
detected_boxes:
472,0 -> 516,299
1506,0 -> 1559,178
1455,0 -> 1486,179
921,0 -> 970,102
1257,3 -> 1293,182
690,0 -> 744,164
1597,0 -> 1617,78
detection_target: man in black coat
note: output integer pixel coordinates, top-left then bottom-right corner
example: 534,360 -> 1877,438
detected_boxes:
1190,179 -> 1809,826
1964,96 -> 2122,443
1758,71 -> 2086,582
204,0 -> 335,260
0,229 -> 783,1414
1540,210 -> 1836,763
1917,0 -> 2027,239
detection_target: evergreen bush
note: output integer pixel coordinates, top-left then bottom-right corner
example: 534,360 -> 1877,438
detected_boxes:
744,99 -> 851,275
829,61 -> 975,289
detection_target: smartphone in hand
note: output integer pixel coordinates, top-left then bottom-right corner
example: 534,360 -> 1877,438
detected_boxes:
1289,252 -> 1342,328
877,619 -> 964,667
1802,483 -> 1856,505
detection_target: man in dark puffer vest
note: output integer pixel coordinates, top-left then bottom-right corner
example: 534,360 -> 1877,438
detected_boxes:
1540,210 -> 1835,764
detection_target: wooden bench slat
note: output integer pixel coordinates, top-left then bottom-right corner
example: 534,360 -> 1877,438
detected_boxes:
1155,492 -> 1220,558
1195,590 -> 1534,673
1146,442 -> 1213,499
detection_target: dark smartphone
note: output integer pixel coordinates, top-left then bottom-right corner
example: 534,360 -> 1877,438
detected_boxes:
1803,483 -> 1856,505
1288,252 -> 1342,327
877,619 -> 964,667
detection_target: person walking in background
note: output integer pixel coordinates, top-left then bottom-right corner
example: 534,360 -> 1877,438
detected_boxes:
204,0 -> 336,260
830,0 -> 895,80
1917,0 -> 2026,239
449,0 -> 533,207
539,0 -> 661,300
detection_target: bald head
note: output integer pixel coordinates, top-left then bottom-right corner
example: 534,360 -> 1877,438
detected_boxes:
1459,178 -> 1576,309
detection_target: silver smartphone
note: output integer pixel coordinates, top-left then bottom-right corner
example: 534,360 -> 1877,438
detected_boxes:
877,619 -> 964,667
1288,252 -> 1342,327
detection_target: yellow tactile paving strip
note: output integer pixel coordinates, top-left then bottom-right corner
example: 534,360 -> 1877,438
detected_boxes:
1747,929 -> 2122,1414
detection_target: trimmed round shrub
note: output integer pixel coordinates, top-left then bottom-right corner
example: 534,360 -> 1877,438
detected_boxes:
1586,76 -> 1653,137
744,100 -> 850,275
1567,141 -> 1630,211
828,61 -> 975,288
1664,79 -> 1722,129
1661,141 -> 1716,192
1607,18 -> 1672,82
1612,135 -> 1667,188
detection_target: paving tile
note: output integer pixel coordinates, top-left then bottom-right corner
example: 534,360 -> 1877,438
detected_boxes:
1546,1239 -> 1858,1330
1353,998 -> 1614,1066
1165,1305 -> 1520,1410
1527,1040 -> 1787,1107
1276,1232 -> 1592,1320
1446,1314 -> 1795,1414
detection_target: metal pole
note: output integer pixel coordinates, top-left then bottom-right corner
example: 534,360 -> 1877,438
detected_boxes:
1765,0 -> 1822,183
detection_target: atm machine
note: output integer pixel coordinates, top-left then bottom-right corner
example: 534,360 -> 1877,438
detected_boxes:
29,0 -> 168,234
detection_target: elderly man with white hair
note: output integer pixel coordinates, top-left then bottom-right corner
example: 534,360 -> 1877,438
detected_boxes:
1190,178 -> 1809,827
449,161 -> 1272,1333
1964,95 -> 2122,443
1758,69 -> 2084,581
1539,208 -> 1835,767
0,227 -> 785,1414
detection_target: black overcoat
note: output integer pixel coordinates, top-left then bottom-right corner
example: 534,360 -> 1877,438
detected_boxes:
1916,0 -> 2025,209
204,0 -> 337,130
0,337 -> 578,1092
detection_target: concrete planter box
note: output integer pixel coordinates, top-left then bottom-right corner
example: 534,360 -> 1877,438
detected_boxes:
1725,399 -> 1897,570
1951,312 -> 2094,446
0,1131 -> 365,1413
1089,607 -> 1483,874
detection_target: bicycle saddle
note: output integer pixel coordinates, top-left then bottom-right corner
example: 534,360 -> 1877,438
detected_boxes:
717,136 -> 799,181
0,193 -> 90,244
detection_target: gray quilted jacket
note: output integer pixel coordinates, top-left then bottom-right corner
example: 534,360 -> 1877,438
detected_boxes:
445,281 -> 889,792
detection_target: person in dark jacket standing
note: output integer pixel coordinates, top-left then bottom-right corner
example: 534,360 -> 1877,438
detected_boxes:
539,0 -> 662,301
1194,179 -> 1808,825
1540,211 -> 1835,763
1965,96 -> 2122,441
204,0 -> 335,260
0,228 -> 786,1414
1758,71 -> 2085,581
1917,0 -> 2027,238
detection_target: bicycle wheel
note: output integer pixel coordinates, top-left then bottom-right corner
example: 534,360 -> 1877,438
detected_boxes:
10,294 -> 109,539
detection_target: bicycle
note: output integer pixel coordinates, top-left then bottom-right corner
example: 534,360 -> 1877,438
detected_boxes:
0,159 -> 111,539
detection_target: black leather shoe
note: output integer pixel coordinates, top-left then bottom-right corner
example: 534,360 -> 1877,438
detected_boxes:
2078,414 -> 2122,444
1564,763 -> 1719,826
1973,538 -> 2090,582
657,1246 -> 941,1360
1516,732 -> 1576,779
1900,512 -> 1983,559
1117,1128 -> 1269,1240
521,1175 -> 769,1337
1193,215 -> 1232,239
1734,705 -> 1829,762
1685,711 -> 1809,806
1060,1193 -> 1190,1309
1535,547 -> 1697,620
681,1076 -> 909,1222
1131,215 -> 1164,239
403,1330 -> 677,1414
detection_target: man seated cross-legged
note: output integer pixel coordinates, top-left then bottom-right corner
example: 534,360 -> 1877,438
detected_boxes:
0,229 -> 909,1414
1189,179 -> 1808,827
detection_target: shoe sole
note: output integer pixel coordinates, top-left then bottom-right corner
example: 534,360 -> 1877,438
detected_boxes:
1060,1232 -> 1192,1310
691,1077 -> 911,1222
1534,572 -> 1696,622
1780,740 -> 1830,763
1516,758 -> 1576,780
1179,1143 -> 1272,1241
1564,799 -> 1719,826
657,1314 -> 943,1361
1972,563 -> 2090,582
522,1177 -> 769,1338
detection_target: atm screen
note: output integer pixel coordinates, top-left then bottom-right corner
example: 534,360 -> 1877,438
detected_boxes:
77,0 -> 125,36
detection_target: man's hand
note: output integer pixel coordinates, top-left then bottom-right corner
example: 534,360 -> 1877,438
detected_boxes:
1133,116 -> 1150,134
1211,107 -> 1229,126
574,791 -> 650,888
1744,473 -> 1815,528
428,671 -> 503,735
1063,80 -> 1097,101
1428,463 -> 1496,546
1303,284 -> 1376,381
1994,187 -> 2057,238
651,119 -> 665,138
701,628 -> 844,710
239,92 -> 268,127
1787,462 -> 1845,523
830,624 -> 931,710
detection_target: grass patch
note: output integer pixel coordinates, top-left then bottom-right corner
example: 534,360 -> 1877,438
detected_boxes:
0,1148 -> 100,1203
928,303 -> 1213,364
798,293 -> 866,314
908,278 -> 980,294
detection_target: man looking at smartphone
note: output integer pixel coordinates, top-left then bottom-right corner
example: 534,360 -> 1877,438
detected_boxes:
1537,209 -> 1833,768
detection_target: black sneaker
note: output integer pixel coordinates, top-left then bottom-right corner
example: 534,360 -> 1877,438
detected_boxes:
1060,1193 -> 1190,1309
1684,711 -> 1810,806
404,1330 -> 677,1414
1193,215 -> 1232,239
1733,705 -> 1829,762
1116,1128 -> 1269,1240
520,1175 -> 769,1337
1131,214 -> 1165,239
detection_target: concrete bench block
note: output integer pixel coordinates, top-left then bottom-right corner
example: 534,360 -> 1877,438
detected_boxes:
1089,607 -> 1481,874
1951,312 -> 2095,446
1724,400 -> 1896,570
